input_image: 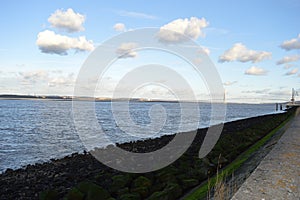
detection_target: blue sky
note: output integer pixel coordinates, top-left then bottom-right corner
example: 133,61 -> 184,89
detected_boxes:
0,0 -> 299,103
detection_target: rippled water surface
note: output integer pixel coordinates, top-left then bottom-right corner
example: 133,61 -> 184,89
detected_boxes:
0,99 -> 282,172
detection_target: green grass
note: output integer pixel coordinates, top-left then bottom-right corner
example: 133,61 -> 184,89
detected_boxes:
183,115 -> 293,200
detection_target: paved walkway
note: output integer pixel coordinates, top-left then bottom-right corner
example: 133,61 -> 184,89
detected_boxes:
231,109 -> 300,200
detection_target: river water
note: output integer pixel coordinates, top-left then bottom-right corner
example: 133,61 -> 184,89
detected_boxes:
0,99 -> 283,172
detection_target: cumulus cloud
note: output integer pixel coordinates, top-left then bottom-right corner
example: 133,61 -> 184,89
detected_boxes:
280,34 -> 300,51
48,8 -> 85,32
116,42 -> 138,58
276,55 -> 300,65
219,43 -> 272,63
245,66 -> 268,75
113,23 -> 126,32
223,81 -> 237,86
284,68 -> 298,76
36,30 -> 94,55
158,17 -> 209,43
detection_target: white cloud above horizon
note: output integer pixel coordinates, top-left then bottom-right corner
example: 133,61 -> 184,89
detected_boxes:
219,43 -> 272,63
113,23 -> 126,32
18,70 -> 75,89
240,88 -> 291,100
19,70 -> 49,85
223,81 -> 237,86
158,17 -> 209,43
116,42 -> 138,58
280,34 -> 300,51
199,46 -> 210,55
48,8 -> 85,33
276,54 -> 300,65
242,88 -> 271,94
36,30 -> 94,55
48,73 -> 75,87
284,68 -> 298,76
245,66 -> 268,75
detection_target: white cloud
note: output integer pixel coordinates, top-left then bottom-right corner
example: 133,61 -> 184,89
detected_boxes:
223,81 -> 237,86
198,46 -> 210,55
113,23 -> 126,32
116,42 -> 138,58
118,10 -> 157,20
240,88 -> 291,101
280,34 -> 300,51
19,70 -> 48,80
219,43 -> 272,63
48,73 -> 75,87
245,66 -> 268,75
19,70 -> 49,85
36,30 -> 94,55
276,55 -> 300,65
284,68 -> 298,76
158,17 -> 209,43
19,70 -> 76,89
242,88 -> 271,94
268,90 -> 291,96
48,8 -> 85,32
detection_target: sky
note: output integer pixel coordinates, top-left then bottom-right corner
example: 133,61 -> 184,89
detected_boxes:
0,0 -> 299,103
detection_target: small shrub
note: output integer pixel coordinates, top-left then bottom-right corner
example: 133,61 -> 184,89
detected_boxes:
119,193 -> 141,200
39,189 -> 59,200
65,188 -> 84,200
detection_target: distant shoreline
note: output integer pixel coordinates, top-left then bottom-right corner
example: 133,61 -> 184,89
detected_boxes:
0,94 -> 72,100
0,94 -> 288,104
0,94 -> 179,103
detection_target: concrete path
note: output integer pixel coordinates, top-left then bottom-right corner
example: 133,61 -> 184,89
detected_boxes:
231,109 -> 300,200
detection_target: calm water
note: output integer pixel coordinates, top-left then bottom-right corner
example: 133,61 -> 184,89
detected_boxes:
0,99 -> 282,172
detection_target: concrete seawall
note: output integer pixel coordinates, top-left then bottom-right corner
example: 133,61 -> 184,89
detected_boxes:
231,109 -> 300,200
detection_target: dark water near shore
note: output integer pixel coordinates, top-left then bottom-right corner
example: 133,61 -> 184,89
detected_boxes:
0,99 -> 283,172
